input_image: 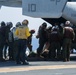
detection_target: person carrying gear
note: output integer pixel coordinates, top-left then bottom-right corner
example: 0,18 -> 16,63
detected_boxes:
36,22 -> 47,57
0,21 -> 7,61
62,21 -> 75,62
49,26 -> 61,60
41,26 -> 52,58
27,29 -> 35,52
12,22 -> 21,60
5,22 -> 14,60
15,19 -> 30,65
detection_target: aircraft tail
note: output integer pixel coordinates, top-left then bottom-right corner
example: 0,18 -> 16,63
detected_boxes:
22,0 -> 67,18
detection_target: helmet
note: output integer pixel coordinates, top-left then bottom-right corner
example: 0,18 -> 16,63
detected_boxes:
7,22 -> 13,28
30,29 -> 35,34
1,21 -> 6,27
22,19 -> 29,25
42,22 -> 47,27
65,21 -> 70,25
16,22 -> 21,27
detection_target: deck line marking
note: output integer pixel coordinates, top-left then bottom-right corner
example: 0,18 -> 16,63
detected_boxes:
0,65 -> 76,73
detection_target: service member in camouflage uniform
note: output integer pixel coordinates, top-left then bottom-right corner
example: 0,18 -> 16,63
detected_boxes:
62,21 -> 75,62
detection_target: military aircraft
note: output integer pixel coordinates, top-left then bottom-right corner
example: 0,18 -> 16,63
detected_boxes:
0,0 -> 76,25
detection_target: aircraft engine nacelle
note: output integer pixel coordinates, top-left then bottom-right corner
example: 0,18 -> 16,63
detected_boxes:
62,2 -> 76,25
22,0 -> 67,18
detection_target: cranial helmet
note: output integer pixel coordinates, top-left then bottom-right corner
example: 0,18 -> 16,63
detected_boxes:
1,21 -> 6,27
22,19 -> 29,25
16,22 -> 21,27
7,22 -> 13,28
42,22 -> 47,27
65,21 -> 70,25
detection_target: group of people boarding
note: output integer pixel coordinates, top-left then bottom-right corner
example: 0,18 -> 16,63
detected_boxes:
0,19 -> 75,66
36,21 -> 75,62
0,19 -> 35,65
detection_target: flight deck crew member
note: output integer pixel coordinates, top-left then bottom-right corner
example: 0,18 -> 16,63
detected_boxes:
27,29 -> 35,52
0,21 -> 7,61
37,22 -> 47,57
62,21 -> 75,62
6,22 -> 14,60
15,19 -> 30,65
49,26 -> 61,60
11,22 -> 21,60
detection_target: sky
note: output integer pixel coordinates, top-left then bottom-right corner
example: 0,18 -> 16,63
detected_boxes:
0,6 -> 51,35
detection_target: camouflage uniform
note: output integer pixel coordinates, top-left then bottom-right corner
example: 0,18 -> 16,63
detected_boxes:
62,21 -> 75,62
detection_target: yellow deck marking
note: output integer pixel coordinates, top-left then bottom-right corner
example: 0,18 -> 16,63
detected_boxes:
0,65 -> 76,73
